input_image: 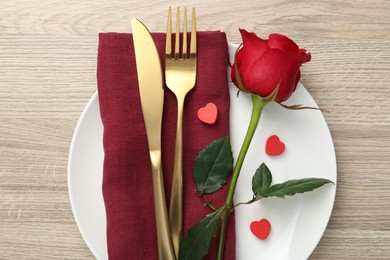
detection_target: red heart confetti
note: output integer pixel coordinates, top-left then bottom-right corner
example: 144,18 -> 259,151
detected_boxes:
250,218 -> 271,240
197,103 -> 218,125
266,135 -> 285,156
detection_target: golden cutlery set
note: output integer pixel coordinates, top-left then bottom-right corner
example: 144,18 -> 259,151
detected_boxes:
132,7 -> 197,259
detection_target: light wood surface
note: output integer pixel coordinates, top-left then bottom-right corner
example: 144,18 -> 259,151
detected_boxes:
1,0 -> 389,259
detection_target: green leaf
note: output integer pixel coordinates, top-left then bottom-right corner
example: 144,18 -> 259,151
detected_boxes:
264,178 -> 334,198
179,208 -> 223,260
193,136 -> 233,194
252,163 -> 272,196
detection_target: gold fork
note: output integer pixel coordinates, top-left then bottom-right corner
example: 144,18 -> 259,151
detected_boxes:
165,7 -> 197,258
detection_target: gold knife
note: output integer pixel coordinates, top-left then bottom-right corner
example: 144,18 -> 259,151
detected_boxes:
131,19 -> 176,260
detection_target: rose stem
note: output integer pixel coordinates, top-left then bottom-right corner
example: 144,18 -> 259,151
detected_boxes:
216,94 -> 267,260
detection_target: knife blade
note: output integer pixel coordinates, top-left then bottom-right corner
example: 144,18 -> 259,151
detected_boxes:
131,19 -> 176,260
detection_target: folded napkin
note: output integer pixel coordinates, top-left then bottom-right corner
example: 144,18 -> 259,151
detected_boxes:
97,31 -> 235,259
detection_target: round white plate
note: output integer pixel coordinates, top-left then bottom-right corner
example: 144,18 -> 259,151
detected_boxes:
68,43 -> 336,260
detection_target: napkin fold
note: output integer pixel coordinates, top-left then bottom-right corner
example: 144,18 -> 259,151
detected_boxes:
97,31 -> 235,259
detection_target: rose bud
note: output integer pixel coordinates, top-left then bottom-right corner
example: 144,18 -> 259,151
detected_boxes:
231,29 -> 311,102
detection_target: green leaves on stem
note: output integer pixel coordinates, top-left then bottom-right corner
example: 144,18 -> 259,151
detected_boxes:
193,137 -> 234,194
179,207 -> 224,260
252,163 -> 334,200
252,163 -> 273,196
179,137 -> 233,260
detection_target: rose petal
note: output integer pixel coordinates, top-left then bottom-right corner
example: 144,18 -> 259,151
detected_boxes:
299,52 -> 311,63
268,33 -> 299,53
238,29 -> 269,83
235,45 -> 244,64
294,70 -> 301,89
245,49 -> 310,101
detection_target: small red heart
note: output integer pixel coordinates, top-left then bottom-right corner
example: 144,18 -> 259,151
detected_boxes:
197,103 -> 218,125
250,219 -> 271,240
266,135 -> 285,156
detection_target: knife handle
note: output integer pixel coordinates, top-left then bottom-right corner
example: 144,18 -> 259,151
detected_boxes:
150,151 -> 176,260
169,99 -> 184,259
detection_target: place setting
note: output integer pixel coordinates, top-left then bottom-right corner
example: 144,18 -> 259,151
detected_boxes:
68,7 -> 337,260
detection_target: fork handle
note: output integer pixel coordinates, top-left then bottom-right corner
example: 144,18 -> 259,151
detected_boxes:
169,98 -> 184,259
150,151 -> 176,260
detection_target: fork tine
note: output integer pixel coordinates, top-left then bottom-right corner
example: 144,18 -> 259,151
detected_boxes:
182,7 -> 187,59
174,7 -> 180,59
190,8 -> 197,58
166,7 -> 172,57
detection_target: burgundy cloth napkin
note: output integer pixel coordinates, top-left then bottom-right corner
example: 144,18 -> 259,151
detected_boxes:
97,31 -> 235,259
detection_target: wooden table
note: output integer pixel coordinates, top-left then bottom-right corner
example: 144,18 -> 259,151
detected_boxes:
1,0 -> 389,259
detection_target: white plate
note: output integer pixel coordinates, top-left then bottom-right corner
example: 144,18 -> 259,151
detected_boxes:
68,43 -> 336,260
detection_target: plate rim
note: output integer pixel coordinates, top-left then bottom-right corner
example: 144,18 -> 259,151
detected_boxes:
68,91 -> 103,259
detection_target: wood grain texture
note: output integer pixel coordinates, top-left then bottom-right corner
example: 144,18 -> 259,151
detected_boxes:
1,0 -> 389,259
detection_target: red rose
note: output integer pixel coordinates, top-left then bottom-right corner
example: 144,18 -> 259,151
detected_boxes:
231,29 -> 311,102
